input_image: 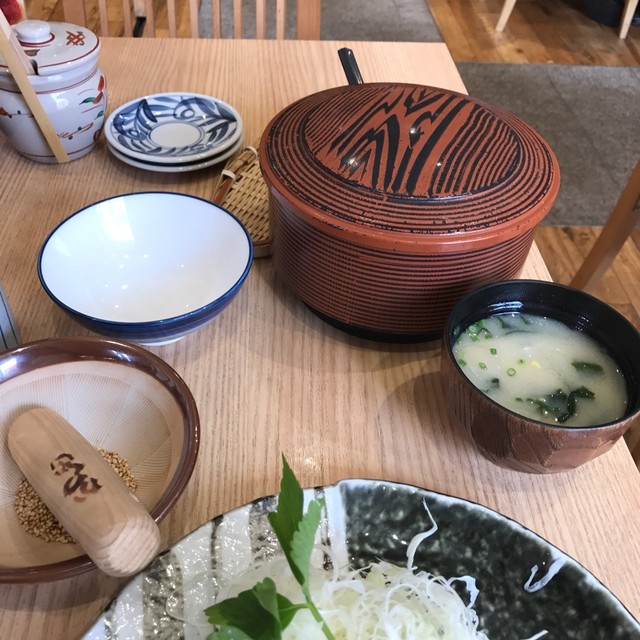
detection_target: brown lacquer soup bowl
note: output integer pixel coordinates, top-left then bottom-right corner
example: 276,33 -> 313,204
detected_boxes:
441,280 -> 640,473
259,82 -> 560,342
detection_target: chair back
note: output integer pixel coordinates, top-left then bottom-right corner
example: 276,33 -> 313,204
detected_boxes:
61,0 -> 321,39
570,159 -> 640,292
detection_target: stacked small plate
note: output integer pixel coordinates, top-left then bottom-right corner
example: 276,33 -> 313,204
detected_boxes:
104,92 -> 243,173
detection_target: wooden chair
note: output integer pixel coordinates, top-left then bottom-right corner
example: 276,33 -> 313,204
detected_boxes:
569,159 -> 640,292
495,0 -> 517,32
61,0 -> 321,39
620,0 -> 639,38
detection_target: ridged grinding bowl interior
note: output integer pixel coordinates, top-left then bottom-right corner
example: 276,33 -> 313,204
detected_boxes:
0,337 -> 200,583
441,280 -> 640,473
260,83 -> 560,341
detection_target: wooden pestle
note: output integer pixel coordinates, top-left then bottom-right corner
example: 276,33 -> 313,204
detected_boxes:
8,408 -> 161,577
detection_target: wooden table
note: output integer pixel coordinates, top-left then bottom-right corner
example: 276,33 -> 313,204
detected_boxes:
0,38 -> 638,638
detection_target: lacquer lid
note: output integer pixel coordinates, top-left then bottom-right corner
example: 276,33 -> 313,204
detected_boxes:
260,83 -> 560,252
0,20 -> 99,77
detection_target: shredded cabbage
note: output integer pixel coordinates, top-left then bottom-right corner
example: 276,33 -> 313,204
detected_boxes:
289,560 -> 488,639
211,552 -> 490,640
169,498 -> 547,639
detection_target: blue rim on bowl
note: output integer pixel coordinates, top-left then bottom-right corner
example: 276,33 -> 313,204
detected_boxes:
37,192 -> 254,346
104,92 -> 243,165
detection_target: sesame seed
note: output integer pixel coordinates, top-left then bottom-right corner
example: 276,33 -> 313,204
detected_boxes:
14,450 -> 138,544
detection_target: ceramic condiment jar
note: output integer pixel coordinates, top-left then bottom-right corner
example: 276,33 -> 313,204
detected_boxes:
0,19 -> 106,163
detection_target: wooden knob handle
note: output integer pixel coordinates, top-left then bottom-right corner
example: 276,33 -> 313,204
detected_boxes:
8,408 -> 161,577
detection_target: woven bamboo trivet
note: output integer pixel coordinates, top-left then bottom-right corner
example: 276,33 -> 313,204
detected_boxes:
212,142 -> 271,258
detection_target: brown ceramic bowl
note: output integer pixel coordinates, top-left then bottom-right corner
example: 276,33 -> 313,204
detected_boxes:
260,82 -> 560,342
441,280 -> 640,473
0,337 -> 199,583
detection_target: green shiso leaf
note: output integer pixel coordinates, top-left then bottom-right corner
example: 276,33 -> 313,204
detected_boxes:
289,499 -> 322,598
267,454 -> 307,587
205,578 -> 297,640
205,456 -> 335,640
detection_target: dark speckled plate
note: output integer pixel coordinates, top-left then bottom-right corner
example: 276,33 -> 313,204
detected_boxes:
83,480 -> 639,639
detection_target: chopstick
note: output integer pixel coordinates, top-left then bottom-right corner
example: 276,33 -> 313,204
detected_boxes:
0,12 -> 70,163
0,10 -> 33,76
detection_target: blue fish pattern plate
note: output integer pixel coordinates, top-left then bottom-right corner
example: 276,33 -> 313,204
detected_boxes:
105,92 -> 243,164
81,479 -> 640,639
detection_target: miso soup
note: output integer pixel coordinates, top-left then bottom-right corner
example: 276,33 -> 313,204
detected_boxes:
453,313 -> 627,427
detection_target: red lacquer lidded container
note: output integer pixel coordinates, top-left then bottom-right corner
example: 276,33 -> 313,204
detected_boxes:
260,82 -> 560,342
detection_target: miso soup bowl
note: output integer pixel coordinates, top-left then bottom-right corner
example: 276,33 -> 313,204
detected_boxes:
441,279 -> 640,473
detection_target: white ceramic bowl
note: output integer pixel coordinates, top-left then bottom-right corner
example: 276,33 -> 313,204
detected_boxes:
38,192 -> 253,345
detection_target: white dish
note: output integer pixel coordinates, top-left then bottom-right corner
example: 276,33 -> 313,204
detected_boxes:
105,92 -> 243,164
81,479 -> 640,639
107,138 -> 242,173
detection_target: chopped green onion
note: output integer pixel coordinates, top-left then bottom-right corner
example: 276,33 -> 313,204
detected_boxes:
465,322 -> 493,341
490,348 -> 497,356
479,362 -> 487,370
507,368 -> 516,376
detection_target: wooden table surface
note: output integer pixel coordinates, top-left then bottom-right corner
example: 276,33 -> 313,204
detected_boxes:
0,38 -> 638,638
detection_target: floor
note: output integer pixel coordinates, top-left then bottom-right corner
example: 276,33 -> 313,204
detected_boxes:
22,0 -> 640,461
430,0 -> 640,65
422,1 -> 640,330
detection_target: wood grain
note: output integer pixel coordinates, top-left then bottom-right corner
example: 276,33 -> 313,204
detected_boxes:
0,38 -> 638,638
429,0 -> 640,65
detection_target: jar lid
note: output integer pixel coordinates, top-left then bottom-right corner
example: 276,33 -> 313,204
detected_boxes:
260,83 -> 560,252
0,20 -> 99,77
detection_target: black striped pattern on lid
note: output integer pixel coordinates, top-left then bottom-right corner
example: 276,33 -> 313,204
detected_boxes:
261,83 -> 559,250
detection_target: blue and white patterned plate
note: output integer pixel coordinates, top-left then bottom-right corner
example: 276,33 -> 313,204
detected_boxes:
104,93 -> 243,164
81,479 -> 640,639
106,137 -> 243,174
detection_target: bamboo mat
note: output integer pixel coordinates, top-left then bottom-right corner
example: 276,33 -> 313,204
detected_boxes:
212,143 -> 271,258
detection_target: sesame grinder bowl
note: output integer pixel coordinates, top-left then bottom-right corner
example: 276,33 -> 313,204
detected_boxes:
259,51 -> 560,342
